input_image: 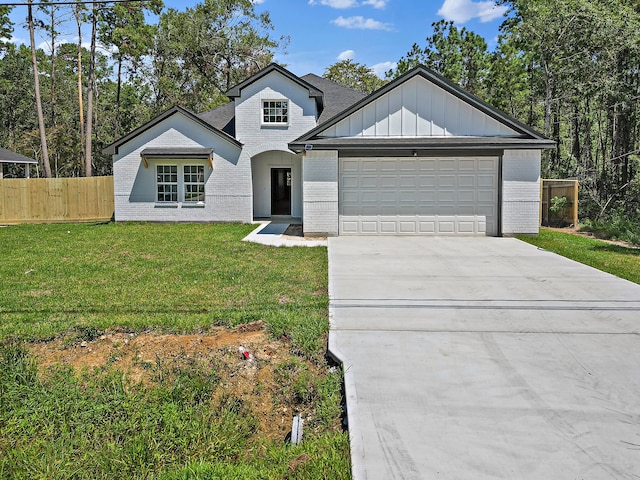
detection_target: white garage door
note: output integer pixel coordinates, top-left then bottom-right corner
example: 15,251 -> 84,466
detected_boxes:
339,157 -> 499,235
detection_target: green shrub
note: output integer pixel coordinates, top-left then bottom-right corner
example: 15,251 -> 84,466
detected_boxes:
580,211 -> 640,246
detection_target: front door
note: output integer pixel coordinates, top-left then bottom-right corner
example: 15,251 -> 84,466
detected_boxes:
271,168 -> 291,216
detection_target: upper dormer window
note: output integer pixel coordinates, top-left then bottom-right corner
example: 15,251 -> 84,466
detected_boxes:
262,100 -> 288,125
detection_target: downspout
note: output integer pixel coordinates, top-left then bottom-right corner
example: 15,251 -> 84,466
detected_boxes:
497,152 -> 503,237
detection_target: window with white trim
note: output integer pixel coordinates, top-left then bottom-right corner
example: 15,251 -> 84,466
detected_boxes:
156,164 -> 205,203
183,165 -> 205,202
262,100 -> 288,124
156,165 -> 178,202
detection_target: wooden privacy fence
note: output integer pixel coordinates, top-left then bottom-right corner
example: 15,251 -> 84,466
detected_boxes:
0,176 -> 114,224
540,179 -> 579,227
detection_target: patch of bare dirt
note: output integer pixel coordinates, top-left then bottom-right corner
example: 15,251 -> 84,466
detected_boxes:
26,322 -> 326,442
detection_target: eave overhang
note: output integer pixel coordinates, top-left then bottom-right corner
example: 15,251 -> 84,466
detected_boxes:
226,63 -> 324,113
289,136 -> 556,153
102,105 -> 242,156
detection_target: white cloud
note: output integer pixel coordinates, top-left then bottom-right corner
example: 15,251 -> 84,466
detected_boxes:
371,61 -> 396,78
308,0 -> 359,8
332,16 -> 393,30
37,39 -> 71,55
337,49 -> 356,60
252,0 -> 265,4
437,0 -> 508,24
362,0 -> 388,8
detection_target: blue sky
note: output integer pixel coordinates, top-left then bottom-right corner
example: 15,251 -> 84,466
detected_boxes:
7,0 -> 509,78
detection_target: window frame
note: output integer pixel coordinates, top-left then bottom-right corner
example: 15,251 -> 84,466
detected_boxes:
182,164 -> 206,204
155,162 -> 206,205
261,99 -> 289,126
156,164 -> 178,203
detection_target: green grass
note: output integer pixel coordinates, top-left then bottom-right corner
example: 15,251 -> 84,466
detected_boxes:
0,223 -> 328,358
0,223 -> 350,479
0,341 -> 351,480
517,228 -> 640,285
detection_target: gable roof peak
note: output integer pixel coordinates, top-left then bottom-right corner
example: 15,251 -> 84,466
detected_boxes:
225,63 -> 324,111
290,63 -> 553,147
102,104 -> 241,156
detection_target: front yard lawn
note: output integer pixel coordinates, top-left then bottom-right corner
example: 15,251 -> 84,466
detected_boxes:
517,228 -> 640,285
0,222 -> 327,355
0,223 -> 350,480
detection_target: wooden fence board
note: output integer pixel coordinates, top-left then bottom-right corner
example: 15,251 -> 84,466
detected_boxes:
0,176 -> 114,224
540,179 -> 579,226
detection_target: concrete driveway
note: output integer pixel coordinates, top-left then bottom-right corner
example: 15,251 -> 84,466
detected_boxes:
328,237 -> 640,480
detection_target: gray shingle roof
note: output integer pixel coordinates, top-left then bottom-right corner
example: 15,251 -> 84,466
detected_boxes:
300,74 -> 366,124
197,102 -> 236,136
0,147 -> 37,164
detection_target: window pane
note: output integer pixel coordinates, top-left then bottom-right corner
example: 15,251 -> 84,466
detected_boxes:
156,165 -> 178,202
262,100 -> 288,123
183,165 -> 205,202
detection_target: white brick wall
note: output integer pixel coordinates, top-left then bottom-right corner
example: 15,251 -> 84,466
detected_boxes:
112,113 -> 250,222
303,150 -> 339,236
502,149 -> 541,235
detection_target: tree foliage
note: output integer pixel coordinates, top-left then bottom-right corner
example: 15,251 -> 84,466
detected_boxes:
389,20 -> 490,96
151,0 -> 283,112
0,6 -> 12,50
3,0 -> 640,223
0,0 -> 283,178
496,0 -> 640,218
323,59 -> 386,94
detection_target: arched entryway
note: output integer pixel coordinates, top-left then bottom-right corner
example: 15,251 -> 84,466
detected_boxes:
251,150 -> 302,219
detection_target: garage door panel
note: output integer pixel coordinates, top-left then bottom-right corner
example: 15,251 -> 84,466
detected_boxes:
419,175 -> 437,188
459,175 -> 476,187
477,190 -> 496,202
478,174 -> 496,187
380,176 -> 398,188
342,159 -> 359,172
361,160 -> 378,172
339,157 -> 498,236
399,176 -> 417,188
419,221 -> 436,233
479,159 -> 495,170
380,160 -> 398,172
399,160 -> 417,172
360,176 -> 378,188
418,159 -> 437,171
459,159 -> 476,170
438,175 -> 456,187
342,175 -> 359,188
439,159 -> 456,171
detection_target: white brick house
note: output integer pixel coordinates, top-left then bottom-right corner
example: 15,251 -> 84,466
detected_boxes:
104,64 -> 553,236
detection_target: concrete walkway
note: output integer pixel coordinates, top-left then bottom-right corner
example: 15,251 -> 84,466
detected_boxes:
328,237 -> 640,480
242,221 -> 327,247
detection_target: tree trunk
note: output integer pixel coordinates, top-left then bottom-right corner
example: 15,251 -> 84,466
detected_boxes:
50,6 -> 56,127
115,57 -> 122,139
84,4 -> 97,177
75,3 -> 85,174
28,1 -> 52,178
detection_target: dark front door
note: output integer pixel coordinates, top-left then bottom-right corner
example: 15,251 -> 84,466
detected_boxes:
271,168 -> 291,216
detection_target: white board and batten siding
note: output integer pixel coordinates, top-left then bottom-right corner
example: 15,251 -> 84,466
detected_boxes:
322,76 -> 517,139
339,156 -> 499,236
